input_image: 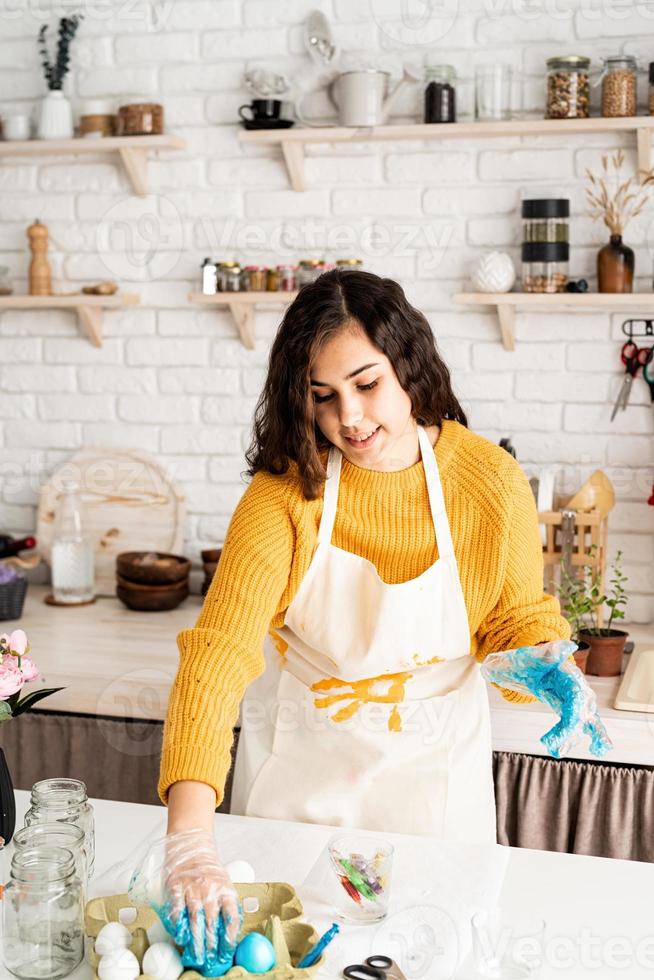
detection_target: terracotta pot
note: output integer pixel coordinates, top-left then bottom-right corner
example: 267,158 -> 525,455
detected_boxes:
572,640 -> 590,673
597,234 -> 634,292
579,629 -> 628,676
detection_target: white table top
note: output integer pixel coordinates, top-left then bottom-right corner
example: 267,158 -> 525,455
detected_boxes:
2,791 -> 653,980
8,586 -> 654,765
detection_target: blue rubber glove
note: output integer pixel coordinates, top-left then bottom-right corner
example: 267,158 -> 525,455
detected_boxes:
480,640 -> 612,759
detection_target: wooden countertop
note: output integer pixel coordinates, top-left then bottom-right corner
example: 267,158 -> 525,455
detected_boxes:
6,585 -> 654,765
4,584 -> 202,722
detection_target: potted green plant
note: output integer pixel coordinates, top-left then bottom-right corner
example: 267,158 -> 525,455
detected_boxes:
559,551 -> 628,676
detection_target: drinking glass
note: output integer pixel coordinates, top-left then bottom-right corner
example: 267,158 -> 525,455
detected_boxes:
327,834 -> 393,924
475,65 -> 521,120
471,908 -> 546,978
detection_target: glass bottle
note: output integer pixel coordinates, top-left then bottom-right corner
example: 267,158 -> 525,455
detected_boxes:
24,778 -> 95,877
13,823 -> 88,884
50,482 -> 94,604
3,846 -> 84,979
597,233 -> 634,292
424,64 -> 456,123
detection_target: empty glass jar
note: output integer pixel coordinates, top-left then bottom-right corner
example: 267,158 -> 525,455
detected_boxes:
3,846 -> 84,979
13,823 -> 88,884
24,779 -> 95,877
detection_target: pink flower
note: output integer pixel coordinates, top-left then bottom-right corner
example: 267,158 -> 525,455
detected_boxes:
0,630 -> 29,657
7,630 -> 28,657
19,657 -> 39,682
0,662 -> 25,699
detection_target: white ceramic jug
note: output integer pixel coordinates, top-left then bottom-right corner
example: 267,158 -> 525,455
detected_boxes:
297,65 -> 419,128
36,90 -> 74,140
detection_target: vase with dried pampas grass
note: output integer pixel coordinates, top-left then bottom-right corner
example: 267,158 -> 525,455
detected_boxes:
586,150 -> 654,292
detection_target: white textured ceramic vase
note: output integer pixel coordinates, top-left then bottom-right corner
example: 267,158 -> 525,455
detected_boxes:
36,90 -> 74,140
471,251 -> 516,293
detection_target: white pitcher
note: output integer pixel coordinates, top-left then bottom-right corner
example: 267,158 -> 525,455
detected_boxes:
297,66 -> 420,128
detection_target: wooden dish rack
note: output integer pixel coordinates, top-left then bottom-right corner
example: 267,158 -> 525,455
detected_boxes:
538,504 -> 608,628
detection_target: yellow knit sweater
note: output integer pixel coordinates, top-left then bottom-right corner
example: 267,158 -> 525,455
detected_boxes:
158,421 -> 570,807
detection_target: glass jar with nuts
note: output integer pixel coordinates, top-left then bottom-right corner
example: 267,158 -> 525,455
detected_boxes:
600,56 -> 637,117
522,242 -> 569,293
546,55 -> 590,119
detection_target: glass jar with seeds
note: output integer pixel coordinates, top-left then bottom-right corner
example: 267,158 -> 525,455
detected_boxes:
600,56 -> 637,117
546,56 -> 590,119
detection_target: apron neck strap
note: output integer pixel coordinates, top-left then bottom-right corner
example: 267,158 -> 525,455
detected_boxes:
319,426 -> 454,558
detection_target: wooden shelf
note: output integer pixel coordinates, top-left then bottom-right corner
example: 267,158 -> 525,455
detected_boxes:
0,293 -> 140,346
238,117 -> 654,191
453,291 -> 654,350
0,134 -> 186,196
188,291 -> 298,349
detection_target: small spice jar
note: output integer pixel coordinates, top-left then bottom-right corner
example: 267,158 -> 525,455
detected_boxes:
24,778 -> 95,878
0,265 -> 13,295
336,258 -> 364,272
297,259 -> 325,286
600,56 -> 637,117
217,262 -> 242,292
3,846 -> 85,980
266,266 -> 279,291
424,64 -> 456,123
522,198 -> 569,244
243,265 -> 267,291
546,56 -> 590,119
277,264 -> 297,291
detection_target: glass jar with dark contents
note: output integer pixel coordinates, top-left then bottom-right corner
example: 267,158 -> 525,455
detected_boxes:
424,65 -> 456,123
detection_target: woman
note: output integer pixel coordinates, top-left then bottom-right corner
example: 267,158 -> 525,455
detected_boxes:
158,271 -> 569,934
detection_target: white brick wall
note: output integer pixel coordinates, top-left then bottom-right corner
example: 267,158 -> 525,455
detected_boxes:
1,2 -> 654,621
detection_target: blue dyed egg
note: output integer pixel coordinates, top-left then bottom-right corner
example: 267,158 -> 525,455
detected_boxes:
234,933 -> 276,973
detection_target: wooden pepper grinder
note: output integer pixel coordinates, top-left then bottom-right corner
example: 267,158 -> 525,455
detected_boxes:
27,219 -> 52,296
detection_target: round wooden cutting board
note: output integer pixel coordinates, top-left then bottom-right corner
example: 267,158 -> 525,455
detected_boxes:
37,448 -> 186,597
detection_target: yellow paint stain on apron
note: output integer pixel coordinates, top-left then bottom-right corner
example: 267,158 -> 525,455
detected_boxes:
269,630 -> 289,666
311,670 -> 413,732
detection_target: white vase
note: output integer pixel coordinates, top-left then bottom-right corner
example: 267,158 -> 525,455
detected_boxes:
36,90 -> 74,140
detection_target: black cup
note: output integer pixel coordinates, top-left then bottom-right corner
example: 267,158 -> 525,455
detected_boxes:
238,99 -> 282,122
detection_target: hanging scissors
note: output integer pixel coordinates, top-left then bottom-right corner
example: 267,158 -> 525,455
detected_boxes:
611,342 -> 653,421
343,954 -> 407,980
642,347 -> 654,409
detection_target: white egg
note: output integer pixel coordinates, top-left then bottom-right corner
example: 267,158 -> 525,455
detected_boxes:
225,859 -> 255,883
97,947 -> 140,980
95,922 -> 133,956
146,918 -> 176,946
142,942 -> 184,980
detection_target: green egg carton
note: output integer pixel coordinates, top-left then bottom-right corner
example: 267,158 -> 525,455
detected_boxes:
86,883 -> 324,979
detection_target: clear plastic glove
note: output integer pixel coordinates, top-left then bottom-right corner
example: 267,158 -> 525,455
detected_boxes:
480,639 -> 613,759
128,828 -> 242,976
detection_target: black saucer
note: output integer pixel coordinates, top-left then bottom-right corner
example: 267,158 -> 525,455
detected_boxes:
240,119 -> 295,130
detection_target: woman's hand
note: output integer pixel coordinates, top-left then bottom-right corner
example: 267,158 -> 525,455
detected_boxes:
163,828 -> 241,964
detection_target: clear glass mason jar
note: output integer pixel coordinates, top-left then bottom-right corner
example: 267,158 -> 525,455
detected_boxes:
600,55 -> 637,117
546,55 -> 590,119
297,259 -> 325,286
24,779 -> 95,878
3,846 -> 84,980
13,823 -> 88,883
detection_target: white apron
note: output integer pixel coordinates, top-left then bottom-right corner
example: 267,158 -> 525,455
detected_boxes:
230,427 -> 497,843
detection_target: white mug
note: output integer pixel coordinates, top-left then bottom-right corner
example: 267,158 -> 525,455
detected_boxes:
2,114 -> 31,140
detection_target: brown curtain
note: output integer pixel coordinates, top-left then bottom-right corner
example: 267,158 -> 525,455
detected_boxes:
494,750 -> 654,862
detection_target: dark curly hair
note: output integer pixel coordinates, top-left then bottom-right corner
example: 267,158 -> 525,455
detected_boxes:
245,269 -> 467,499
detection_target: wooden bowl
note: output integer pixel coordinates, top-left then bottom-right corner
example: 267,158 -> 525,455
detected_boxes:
201,548 -> 222,564
116,576 -> 189,612
116,551 -> 190,585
